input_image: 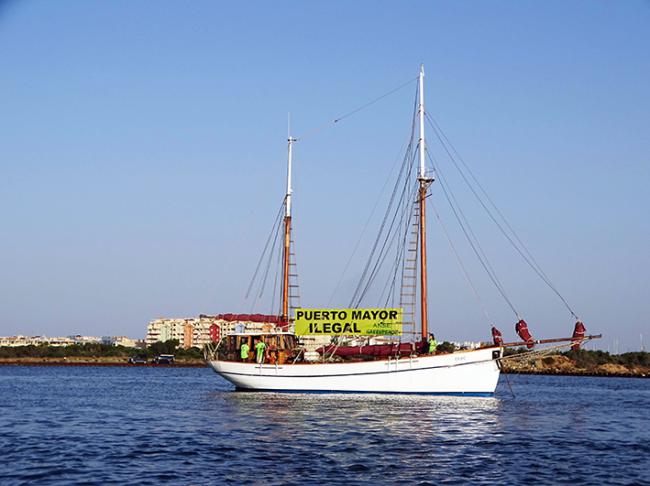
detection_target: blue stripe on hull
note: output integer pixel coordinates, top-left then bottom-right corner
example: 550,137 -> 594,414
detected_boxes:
212,357 -> 498,379
234,388 -> 494,397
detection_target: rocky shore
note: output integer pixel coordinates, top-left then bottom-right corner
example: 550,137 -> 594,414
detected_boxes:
501,354 -> 649,378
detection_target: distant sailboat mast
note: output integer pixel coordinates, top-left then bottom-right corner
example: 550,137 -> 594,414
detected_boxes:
418,64 -> 433,341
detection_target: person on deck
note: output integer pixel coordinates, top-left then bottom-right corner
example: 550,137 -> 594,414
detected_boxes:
240,341 -> 250,362
428,334 -> 438,354
255,339 -> 267,364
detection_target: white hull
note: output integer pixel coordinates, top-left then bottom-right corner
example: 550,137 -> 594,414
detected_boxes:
208,347 -> 501,396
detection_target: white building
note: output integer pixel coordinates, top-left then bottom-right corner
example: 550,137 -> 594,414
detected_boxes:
0,335 -> 141,348
146,318 -> 193,347
101,336 -> 143,348
145,314 -> 289,349
68,335 -> 102,344
0,335 -> 43,347
0,335 -> 76,347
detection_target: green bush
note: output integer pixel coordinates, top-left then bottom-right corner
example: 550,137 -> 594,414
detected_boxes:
503,346 -> 530,357
0,339 -> 201,360
0,342 -> 137,359
561,349 -> 650,368
437,341 -> 456,353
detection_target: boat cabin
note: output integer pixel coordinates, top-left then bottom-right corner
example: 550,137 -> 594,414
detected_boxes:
217,332 -> 298,364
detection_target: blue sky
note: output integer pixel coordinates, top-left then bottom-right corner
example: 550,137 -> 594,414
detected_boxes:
0,1 -> 648,351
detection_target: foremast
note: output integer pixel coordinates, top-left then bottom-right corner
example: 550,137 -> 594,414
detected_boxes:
417,64 -> 433,341
281,136 -> 296,321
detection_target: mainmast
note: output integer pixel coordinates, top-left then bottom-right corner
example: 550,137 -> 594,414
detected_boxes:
281,135 -> 295,321
417,64 -> 432,341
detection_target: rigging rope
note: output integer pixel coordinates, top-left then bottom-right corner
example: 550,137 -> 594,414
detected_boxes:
382,195 -> 417,308
430,199 -> 494,326
246,199 -> 285,300
428,150 -> 521,318
327,136 -> 413,307
426,113 -> 579,320
256,207 -> 283,303
296,76 -> 418,141
352,155 -> 417,307
270,220 -> 284,316
498,338 -> 596,363
379,180 -> 417,307
349,88 -> 420,308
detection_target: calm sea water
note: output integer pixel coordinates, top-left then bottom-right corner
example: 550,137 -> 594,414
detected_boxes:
0,366 -> 648,485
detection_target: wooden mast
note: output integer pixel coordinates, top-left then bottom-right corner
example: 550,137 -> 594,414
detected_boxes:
281,136 -> 295,321
417,64 -> 432,342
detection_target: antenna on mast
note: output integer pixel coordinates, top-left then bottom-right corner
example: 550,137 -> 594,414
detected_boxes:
418,64 -> 426,180
286,114 -> 294,218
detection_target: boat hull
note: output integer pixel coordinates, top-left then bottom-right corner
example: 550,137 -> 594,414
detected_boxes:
207,347 -> 501,395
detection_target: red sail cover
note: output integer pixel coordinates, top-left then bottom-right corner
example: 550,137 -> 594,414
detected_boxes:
491,326 -> 504,346
202,313 -> 289,330
515,319 -> 534,349
317,343 -> 418,357
571,321 -> 586,351
214,313 -> 284,323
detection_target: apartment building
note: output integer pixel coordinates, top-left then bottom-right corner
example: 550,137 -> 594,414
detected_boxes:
145,314 -> 286,349
101,336 -> 144,348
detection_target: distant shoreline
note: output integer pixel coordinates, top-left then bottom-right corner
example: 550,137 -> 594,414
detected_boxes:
502,369 -> 648,379
0,359 -> 206,368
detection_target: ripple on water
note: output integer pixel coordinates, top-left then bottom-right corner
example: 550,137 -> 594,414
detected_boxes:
0,367 -> 648,484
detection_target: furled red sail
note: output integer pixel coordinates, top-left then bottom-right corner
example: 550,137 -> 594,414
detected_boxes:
317,343 -> 417,358
200,313 -> 290,330
515,319 -> 534,349
213,313 -> 285,324
571,321 -> 586,351
491,326 -> 504,346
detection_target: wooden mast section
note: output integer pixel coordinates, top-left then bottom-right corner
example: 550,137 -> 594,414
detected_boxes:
281,136 -> 295,321
417,64 -> 433,342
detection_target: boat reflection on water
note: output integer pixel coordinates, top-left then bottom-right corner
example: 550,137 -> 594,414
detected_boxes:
201,389 -> 507,483
207,390 -> 501,452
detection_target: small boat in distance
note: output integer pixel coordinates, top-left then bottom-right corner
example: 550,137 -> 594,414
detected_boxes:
205,65 -> 600,395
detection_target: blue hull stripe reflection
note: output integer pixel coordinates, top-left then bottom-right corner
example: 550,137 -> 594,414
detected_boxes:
234,388 -> 494,397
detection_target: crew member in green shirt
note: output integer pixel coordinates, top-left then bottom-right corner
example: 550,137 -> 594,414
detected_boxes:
240,341 -> 250,361
428,333 -> 438,354
255,339 -> 267,364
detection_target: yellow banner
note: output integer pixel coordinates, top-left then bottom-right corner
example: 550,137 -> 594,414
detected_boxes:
294,308 -> 403,336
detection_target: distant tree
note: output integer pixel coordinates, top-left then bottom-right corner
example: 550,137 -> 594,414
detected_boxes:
148,339 -> 179,356
437,341 -> 456,354
177,346 -> 202,359
504,346 -> 530,357
45,346 -> 66,358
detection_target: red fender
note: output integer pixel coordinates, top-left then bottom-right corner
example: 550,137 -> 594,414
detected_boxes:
491,326 -> 504,346
571,321 -> 586,351
515,319 -> 534,349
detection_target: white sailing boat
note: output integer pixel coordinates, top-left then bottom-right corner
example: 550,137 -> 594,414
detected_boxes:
205,65 -> 598,395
